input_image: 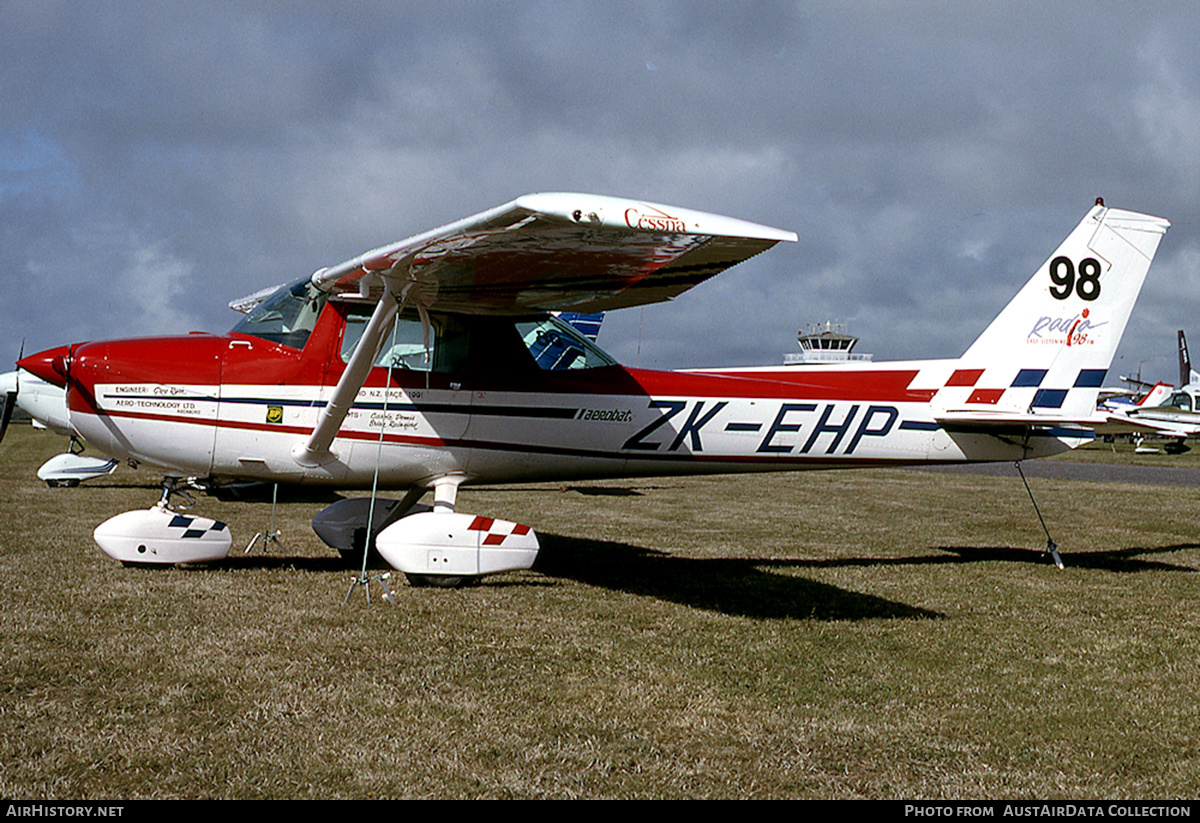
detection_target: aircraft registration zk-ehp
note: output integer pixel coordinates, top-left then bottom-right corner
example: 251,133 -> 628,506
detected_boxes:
15,193 -> 1170,585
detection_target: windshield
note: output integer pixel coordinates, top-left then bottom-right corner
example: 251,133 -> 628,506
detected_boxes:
1167,392 -> 1193,411
230,278 -> 329,350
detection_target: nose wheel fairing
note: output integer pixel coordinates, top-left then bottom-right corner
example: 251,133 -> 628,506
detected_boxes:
93,504 -> 232,566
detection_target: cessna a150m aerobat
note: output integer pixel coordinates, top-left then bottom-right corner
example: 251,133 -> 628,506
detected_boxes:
16,194 -> 1169,583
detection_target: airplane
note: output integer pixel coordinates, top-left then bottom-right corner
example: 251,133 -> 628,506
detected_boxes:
13,193 -> 1170,582
1,308 -> 608,491
0,368 -> 119,486
1096,330 -> 1200,451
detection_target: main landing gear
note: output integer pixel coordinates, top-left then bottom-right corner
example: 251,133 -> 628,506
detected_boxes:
312,478 -> 540,590
92,477 -> 232,566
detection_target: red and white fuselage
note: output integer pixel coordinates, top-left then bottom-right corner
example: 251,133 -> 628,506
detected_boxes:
17,196 -> 1169,498
25,324 -> 1082,491
13,195 -> 1172,577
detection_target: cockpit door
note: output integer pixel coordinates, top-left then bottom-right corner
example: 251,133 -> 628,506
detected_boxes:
336,308 -> 473,486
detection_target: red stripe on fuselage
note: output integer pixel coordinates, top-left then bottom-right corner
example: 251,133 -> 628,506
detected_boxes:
56,319 -> 935,411
628,367 -> 935,403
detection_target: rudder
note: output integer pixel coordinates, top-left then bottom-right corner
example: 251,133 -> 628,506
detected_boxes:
935,201 -> 1169,421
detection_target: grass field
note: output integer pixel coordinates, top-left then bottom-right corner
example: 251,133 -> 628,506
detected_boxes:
1,426 -> 1198,799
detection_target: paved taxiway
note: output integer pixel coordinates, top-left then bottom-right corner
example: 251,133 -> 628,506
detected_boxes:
921,460 -> 1200,487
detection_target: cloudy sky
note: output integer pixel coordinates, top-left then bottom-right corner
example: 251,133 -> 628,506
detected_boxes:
4,1 -> 1200,384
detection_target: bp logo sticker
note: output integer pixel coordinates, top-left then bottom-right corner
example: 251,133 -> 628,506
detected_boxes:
266,405 -> 283,424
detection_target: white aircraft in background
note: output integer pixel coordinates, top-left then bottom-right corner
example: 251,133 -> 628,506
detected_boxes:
0,369 -> 118,486
1098,330 -> 1200,452
12,194 -> 1169,582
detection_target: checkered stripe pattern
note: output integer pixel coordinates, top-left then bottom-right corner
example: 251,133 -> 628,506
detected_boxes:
168,514 -> 230,540
945,367 -> 1106,409
467,516 -> 533,546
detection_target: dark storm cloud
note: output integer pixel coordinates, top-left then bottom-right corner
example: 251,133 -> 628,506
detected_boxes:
2,1 -> 1199,384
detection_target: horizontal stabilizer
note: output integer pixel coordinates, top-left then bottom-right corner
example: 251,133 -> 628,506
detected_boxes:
1091,414 -> 1198,438
934,410 -> 1098,436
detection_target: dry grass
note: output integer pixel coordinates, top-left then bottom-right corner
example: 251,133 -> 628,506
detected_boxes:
1,427 -> 1198,799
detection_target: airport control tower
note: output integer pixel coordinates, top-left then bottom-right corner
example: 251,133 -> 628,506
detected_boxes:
784,321 -> 873,365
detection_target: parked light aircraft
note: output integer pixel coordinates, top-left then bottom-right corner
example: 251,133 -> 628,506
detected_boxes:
0,369 -> 119,486
1098,329 -> 1200,451
1,297 -> 605,493
14,193 -> 1170,581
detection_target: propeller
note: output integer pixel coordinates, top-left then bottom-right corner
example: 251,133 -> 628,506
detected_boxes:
0,343 -> 23,445
0,389 -> 16,444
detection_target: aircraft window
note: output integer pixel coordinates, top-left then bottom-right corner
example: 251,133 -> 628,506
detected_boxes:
1169,392 -> 1192,411
341,311 -> 435,372
230,278 -> 329,350
514,316 -> 616,371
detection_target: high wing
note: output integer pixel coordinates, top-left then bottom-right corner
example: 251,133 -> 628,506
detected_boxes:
293,193 -> 797,467
309,192 -> 797,314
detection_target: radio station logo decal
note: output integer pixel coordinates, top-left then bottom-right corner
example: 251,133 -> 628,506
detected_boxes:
1027,309 -> 1106,346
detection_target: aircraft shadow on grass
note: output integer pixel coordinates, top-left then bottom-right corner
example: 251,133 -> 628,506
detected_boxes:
168,555 -> 354,573
116,482 -> 1197,603
934,543 -> 1200,572
191,532 -> 940,621
528,537 -> 1196,619
531,534 -> 943,622
150,533 -> 1197,613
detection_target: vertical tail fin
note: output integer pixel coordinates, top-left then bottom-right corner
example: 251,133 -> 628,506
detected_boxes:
1178,329 -> 1195,388
934,201 -> 1169,421
1136,382 -> 1173,408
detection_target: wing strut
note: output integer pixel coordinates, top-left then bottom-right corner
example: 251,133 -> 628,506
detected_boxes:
292,277 -> 402,468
